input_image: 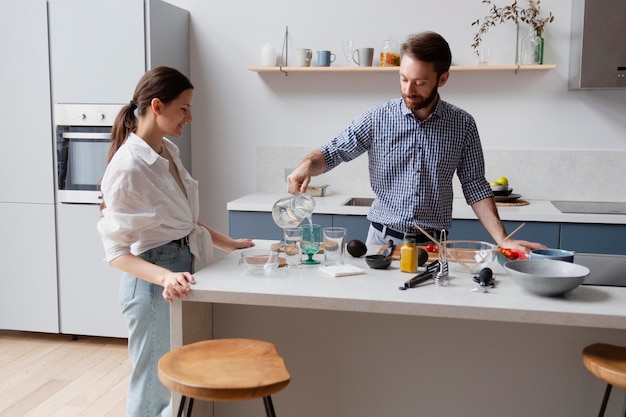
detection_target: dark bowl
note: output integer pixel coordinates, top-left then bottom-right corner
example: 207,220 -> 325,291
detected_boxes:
365,254 -> 392,269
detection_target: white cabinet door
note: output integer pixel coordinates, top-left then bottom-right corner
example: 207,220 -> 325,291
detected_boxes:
56,204 -> 128,338
48,0 -> 146,104
0,0 -> 54,204
0,203 -> 58,332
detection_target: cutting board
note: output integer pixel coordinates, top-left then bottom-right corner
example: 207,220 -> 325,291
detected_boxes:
377,245 -> 439,262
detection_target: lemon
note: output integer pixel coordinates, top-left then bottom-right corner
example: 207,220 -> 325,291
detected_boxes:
496,176 -> 509,186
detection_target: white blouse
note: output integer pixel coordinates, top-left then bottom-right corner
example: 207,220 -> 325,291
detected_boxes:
97,133 -> 214,270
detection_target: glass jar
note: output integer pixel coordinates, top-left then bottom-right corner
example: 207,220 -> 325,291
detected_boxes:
380,38 -> 400,67
400,238 -> 418,273
519,27 -> 542,65
271,193 -> 316,229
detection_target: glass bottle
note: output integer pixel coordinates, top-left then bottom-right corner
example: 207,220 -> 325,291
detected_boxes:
271,193 -> 316,229
400,238 -> 418,273
519,27 -> 542,65
380,38 -> 400,67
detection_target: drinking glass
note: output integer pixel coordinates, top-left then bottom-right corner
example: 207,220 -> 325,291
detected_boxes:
284,227 -> 303,268
301,224 -> 321,265
342,40 -> 354,66
323,227 -> 347,266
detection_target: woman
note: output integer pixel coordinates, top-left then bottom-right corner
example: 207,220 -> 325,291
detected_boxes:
97,66 -> 254,417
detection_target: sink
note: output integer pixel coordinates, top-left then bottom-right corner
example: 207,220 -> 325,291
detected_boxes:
343,197 -> 375,207
551,201 -> 626,215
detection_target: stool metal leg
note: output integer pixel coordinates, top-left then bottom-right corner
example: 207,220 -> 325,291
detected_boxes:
598,384 -> 612,417
263,395 -> 276,417
176,396 -> 195,417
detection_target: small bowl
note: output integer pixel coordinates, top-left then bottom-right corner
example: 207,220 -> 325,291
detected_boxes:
365,254 -> 392,269
503,259 -> 590,296
530,248 -> 575,263
490,184 -> 509,192
440,240 -> 496,274
239,249 -> 280,275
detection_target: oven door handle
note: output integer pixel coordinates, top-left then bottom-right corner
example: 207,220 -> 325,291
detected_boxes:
61,132 -> 110,140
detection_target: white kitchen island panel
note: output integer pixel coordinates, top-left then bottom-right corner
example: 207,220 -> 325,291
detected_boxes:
170,241 -> 626,417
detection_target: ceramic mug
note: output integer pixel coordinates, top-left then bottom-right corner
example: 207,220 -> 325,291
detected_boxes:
295,48 -> 313,67
316,50 -> 336,67
353,47 -> 374,67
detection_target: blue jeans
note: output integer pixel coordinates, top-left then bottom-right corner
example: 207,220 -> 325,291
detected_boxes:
119,240 -> 194,417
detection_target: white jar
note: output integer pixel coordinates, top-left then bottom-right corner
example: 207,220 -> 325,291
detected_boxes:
261,43 -> 276,66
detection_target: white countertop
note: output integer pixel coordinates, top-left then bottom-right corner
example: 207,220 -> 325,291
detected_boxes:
227,192 -> 626,225
189,241 -> 626,330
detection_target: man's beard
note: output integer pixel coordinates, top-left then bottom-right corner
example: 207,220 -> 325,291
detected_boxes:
403,84 -> 439,112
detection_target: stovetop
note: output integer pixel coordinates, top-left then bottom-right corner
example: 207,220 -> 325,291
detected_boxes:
551,201 -> 626,215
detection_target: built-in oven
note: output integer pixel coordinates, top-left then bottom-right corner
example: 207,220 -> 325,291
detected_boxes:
54,103 -> 123,204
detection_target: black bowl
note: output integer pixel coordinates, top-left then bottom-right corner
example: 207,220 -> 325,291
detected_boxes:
365,254 -> 392,269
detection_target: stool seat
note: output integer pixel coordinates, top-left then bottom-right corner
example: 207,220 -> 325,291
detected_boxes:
159,338 -> 291,404
583,343 -> 626,390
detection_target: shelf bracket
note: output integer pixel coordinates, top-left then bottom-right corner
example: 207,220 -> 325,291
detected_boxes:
279,26 -> 288,76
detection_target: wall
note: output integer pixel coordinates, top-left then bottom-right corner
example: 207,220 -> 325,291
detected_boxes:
165,0 -> 626,231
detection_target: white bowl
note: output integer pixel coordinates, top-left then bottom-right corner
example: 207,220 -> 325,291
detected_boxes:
239,249 -> 279,275
490,184 -> 509,192
503,259 -> 590,296
440,240 -> 496,274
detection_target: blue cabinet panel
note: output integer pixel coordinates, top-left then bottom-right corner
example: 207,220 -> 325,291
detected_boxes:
229,211 -> 332,240
560,223 -> 626,255
450,219 -> 560,248
332,215 -> 370,243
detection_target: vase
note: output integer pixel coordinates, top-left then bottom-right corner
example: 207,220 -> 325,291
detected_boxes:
519,27 -> 543,65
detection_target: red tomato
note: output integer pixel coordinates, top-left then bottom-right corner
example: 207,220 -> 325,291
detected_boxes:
426,244 -> 434,252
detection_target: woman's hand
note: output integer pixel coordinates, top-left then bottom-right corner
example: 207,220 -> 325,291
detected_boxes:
161,271 -> 196,302
232,238 -> 255,250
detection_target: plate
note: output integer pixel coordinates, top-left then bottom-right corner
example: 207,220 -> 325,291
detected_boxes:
494,193 -> 521,202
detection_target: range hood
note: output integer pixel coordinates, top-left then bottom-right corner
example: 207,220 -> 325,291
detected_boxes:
569,0 -> 626,89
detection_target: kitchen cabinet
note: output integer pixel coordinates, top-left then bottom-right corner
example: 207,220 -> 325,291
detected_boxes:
229,212 -> 333,240
560,223 -> 626,255
230,212 -> 367,243
0,0 -> 59,333
450,219 -> 560,248
0,0 -> 54,205
0,203 -> 59,333
56,204 -> 127,338
48,0 -> 189,104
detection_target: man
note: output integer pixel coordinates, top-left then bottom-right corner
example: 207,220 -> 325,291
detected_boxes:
287,31 -> 543,253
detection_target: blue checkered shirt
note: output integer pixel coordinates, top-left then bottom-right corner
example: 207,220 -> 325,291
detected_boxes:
319,97 -> 493,234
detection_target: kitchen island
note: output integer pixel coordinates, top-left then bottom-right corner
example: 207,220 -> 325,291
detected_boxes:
171,240 -> 626,417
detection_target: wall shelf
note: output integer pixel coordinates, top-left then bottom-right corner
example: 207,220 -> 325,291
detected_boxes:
248,64 -> 556,73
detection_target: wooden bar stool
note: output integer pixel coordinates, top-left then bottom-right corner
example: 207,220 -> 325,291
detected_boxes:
158,338 -> 291,417
582,343 -> 626,417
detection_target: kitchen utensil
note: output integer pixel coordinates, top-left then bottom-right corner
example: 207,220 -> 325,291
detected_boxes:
530,248 -> 575,263
503,259 -> 590,296
398,261 -> 441,290
239,249 -> 280,275
272,193 -> 316,228
434,229 -> 449,286
439,240 -> 497,274
302,224 -> 321,265
381,240 -> 394,258
365,254 -> 392,269
413,224 -> 476,272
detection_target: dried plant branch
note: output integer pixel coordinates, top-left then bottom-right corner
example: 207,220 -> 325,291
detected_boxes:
471,0 -> 554,56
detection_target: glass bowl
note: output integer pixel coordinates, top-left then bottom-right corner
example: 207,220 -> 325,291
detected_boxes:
239,249 -> 280,275
440,240 -> 496,274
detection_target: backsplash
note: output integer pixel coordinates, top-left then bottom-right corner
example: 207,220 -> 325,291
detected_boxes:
257,146 -> 626,203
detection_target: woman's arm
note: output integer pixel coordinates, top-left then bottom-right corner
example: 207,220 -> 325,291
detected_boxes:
198,221 -> 255,252
109,253 -> 195,302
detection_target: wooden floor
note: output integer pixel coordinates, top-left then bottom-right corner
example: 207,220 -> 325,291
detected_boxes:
0,330 -> 130,417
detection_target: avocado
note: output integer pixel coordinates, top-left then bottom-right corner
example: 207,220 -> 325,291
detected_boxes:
417,248 -> 428,266
347,239 -> 367,257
